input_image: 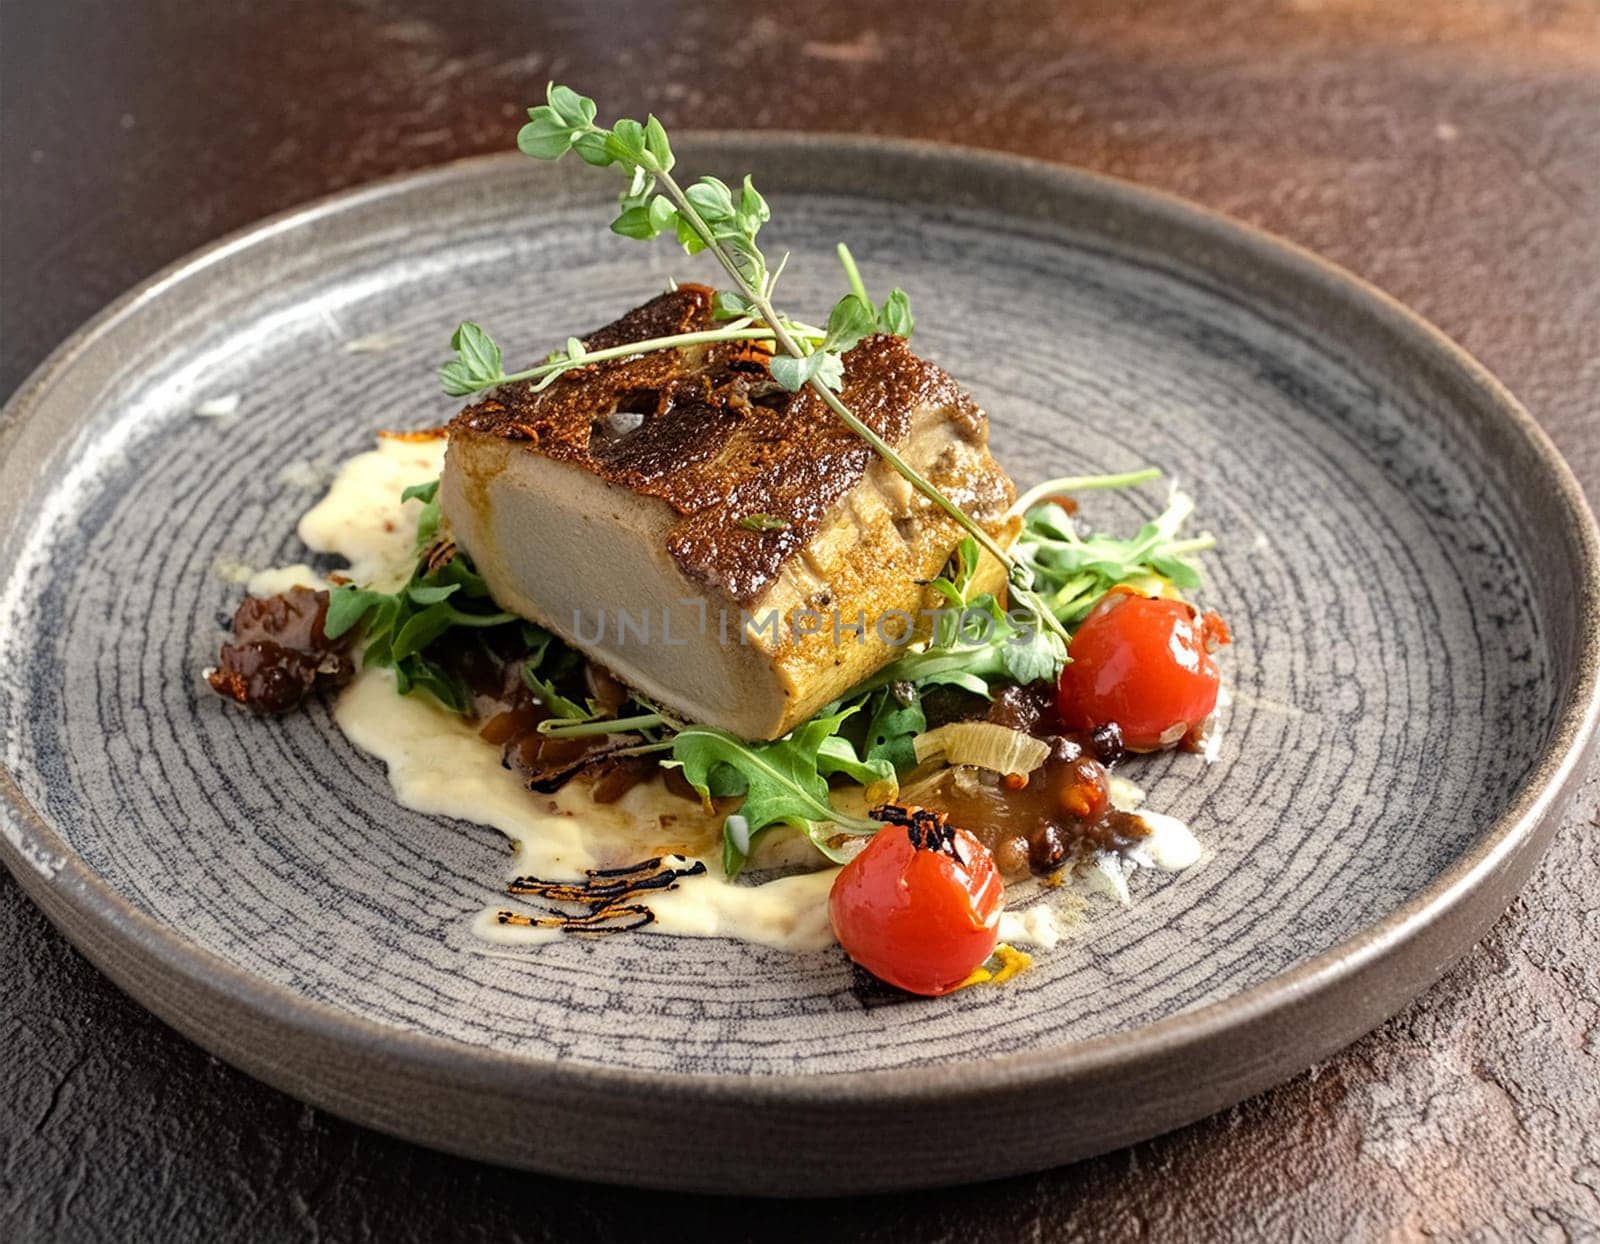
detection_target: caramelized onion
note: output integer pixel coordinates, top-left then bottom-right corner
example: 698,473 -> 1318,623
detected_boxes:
913,721 -> 1050,776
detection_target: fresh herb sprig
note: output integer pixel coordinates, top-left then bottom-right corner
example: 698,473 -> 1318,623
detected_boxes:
1006,466 -> 1163,516
495,83 -> 1068,649
1017,482 -> 1215,624
438,318 -> 822,398
882,471 -> 1212,687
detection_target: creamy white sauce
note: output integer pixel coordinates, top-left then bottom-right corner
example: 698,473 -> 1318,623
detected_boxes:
270,436 -> 1205,960
247,564 -> 327,597
337,662 -> 838,951
299,435 -> 446,590
999,903 -> 1069,951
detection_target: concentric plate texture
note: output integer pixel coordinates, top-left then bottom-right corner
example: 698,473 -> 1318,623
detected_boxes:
0,143 -> 1567,1087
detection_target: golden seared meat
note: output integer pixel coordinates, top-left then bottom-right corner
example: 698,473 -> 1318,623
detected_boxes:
439,284 -> 1018,739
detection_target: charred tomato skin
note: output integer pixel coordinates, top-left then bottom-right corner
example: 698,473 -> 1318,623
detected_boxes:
828,824 -> 1004,996
1057,589 -> 1226,752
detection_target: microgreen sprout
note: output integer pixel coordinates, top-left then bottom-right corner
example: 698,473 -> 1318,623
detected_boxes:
439,319 -> 818,398
458,82 -> 1070,648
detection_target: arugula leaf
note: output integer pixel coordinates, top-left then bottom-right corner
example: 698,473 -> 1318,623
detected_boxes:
847,535 -> 1070,701
519,622 -> 557,666
406,582 -> 459,606
324,585 -> 390,640
945,537 -> 981,601
668,711 -> 879,878
390,603 -> 460,662
816,736 -> 897,791
860,685 -> 926,774
397,654 -> 470,713
392,601 -> 515,662
998,622 -> 1068,685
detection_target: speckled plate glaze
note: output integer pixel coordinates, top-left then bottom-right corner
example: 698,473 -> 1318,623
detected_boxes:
2,138 -> 1597,1196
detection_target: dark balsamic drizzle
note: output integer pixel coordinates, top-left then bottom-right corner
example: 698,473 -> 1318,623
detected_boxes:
496,856 -> 708,936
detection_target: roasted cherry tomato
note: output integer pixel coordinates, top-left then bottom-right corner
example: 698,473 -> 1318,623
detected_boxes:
1057,589 -> 1228,751
829,810 -> 1003,996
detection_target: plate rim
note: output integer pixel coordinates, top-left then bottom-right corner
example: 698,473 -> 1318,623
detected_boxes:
3,134 -> 1598,1179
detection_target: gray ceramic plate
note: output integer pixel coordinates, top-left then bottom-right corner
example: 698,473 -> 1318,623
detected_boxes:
2,137 -> 1597,1196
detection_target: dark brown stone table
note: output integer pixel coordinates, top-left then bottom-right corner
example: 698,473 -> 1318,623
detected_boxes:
3,2 -> 1597,1237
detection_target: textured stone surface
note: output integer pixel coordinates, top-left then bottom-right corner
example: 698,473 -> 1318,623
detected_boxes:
3,0 -> 1598,1237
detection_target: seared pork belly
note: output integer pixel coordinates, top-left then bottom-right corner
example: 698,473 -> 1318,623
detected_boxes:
439,284 -> 1018,739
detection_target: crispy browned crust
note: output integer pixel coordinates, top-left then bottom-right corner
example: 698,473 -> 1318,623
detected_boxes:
449,284 -> 1012,605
